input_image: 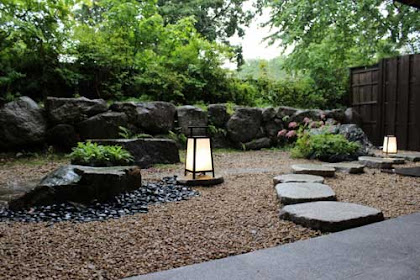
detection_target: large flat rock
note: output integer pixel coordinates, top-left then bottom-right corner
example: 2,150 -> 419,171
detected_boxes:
291,164 -> 335,177
275,183 -> 336,205
280,201 -> 384,232
358,156 -> 393,169
390,152 -> 420,162
8,165 -> 142,210
273,174 -> 324,185
322,162 -> 365,174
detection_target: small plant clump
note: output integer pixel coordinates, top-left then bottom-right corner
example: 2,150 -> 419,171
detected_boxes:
291,132 -> 360,162
69,142 -> 134,166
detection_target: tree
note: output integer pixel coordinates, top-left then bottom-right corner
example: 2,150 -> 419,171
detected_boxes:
263,0 -> 420,108
157,0 -> 253,42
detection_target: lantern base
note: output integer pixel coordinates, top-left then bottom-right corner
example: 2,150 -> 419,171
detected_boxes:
177,174 -> 224,186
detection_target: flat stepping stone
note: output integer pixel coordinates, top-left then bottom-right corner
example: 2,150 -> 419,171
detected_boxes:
394,167 -> 420,177
275,183 -> 336,205
322,162 -> 365,174
291,164 -> 335,177
280,201 -> 384,232
358,156 -> 393,169
273,174 -> 324,185
377,156 -> 405,164
390,152 -> 420,162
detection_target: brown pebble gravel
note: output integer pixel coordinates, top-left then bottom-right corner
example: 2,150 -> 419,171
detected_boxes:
0,150 -> 419,279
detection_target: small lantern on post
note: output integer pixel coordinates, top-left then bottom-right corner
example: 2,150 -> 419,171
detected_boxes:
177,126 -> 224,186
383,135 -> 397,157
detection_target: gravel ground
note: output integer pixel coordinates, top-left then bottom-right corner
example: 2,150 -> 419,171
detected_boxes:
1,150 -> 419,279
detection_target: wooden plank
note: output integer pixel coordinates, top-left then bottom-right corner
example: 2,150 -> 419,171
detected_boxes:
385,58 -> 398,135
411,54 -> 420,151
376,60 -> 385,146
397,55 -> 410,150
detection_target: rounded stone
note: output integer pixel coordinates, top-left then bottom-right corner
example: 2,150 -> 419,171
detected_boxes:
275,183 -> 336,205
322,162 -> 365,174
273,174 -> 325,185
280,201 -> 384,232
177,176 -> 224,186
291,164 -> 336,177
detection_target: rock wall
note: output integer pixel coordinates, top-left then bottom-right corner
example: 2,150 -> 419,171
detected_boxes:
0,96 -> 366,151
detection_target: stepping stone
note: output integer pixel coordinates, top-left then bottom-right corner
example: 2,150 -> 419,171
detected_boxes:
322,162 -> 365,174
273,174 -> 324,185
275,183 -> 336,205
280,201 -> 384,232
390,152 -> 420,162
358,156 -> 393,169
394,167 -> 420,177
291,164 -> 335,177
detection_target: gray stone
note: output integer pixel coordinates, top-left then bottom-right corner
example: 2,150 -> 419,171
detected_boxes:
8,165 -> 142,210
208,104 -> 230,127
91,138 -> 180,168
276,106 -> 298,119
275,183 -> 336,205
273,174 -> 325,185
262,107 -> 276,122
358,156 -> 393,169
47,124 -> 79,151
344,107 -> 362,126
78,111 -> 128,139
390,153 -> 420,162
381,157 -> 405,164
177,105 -> 208,135
211,131 -> 233,149
337,124 -> 373,154
322,162 -> 365,174
0,97 -> 47,150
290,109 -> 323,123
280,201 -> 384,232
135,102 -> 176,134
292,164 -> 336,177
243,137 -> 271,150
46,97 -> 108,124
227,107 -> 262,143
263,118 -> 283,138
323,109 -> 346,123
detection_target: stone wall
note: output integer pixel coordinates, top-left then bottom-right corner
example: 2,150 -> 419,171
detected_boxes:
0,96 -> 364,151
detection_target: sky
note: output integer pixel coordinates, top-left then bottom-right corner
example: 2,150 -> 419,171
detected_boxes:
223,1 -> 283,69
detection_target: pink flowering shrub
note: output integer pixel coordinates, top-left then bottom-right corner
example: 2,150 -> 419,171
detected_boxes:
286,130 -> 297,138
288,122 -> 298,129
277,129 -> 288,137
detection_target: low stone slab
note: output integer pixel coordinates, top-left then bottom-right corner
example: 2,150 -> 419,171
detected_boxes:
280,201 -> 384,232
322,162 -> 365,174
8,165 -> 142,210
358,156 -> 393,169
91,138 -> 180,168
291,164 -> 335,177
390,153 -> 420,162
275,183 -> 336,205
273,174 -> 324,185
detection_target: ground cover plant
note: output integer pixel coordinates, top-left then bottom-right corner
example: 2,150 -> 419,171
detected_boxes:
69,142 -> 133,166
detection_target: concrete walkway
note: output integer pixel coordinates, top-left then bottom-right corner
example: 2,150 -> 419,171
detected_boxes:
126,212 -> 420,280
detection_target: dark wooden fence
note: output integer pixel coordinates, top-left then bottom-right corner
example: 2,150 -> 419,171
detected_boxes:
350,53 -> 420,151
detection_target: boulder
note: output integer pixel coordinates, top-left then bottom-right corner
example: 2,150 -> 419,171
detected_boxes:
46,97 -> 108,124
135,102 -> 176,134
275,183 -> 336,205
0,97 -> 47,150
91,139 -> 180,168
227,107 -> 262,143
78,111 -> 128,140
211,131 -> 233,149
276,106 -> 298,119
244,137 -> 271,150
290,109 -> 323,123
8,165 -> 142,210
109,102 -> 138,123
47,124 -> 79,151
337,124 -> 373,155
323,109 -> 346,124
279,201 -> 384,232
208,104 -> 230,127
344,107 -> 362,126
264,118 -> 284,138
177,105 -> 208,135
262,107 -> 277,122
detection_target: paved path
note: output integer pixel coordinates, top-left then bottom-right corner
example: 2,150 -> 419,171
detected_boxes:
126,212 -> 420,280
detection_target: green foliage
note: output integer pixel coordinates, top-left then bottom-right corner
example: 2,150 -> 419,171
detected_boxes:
119,126 -> 152,139
264,0 -> 420,108
291,133 -> 360,160
69,141 -> 133,166
168,131 -> 187,147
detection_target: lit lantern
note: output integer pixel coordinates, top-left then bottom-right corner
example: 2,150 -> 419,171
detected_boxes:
383,135 -> 397,155
178,126 -> 223,186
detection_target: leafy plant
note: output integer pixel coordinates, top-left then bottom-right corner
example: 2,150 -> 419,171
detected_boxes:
118,126 -> 132,139
69,142 -> 133,166
291,132 -> 360,161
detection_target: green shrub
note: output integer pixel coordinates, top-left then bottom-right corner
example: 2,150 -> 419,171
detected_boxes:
291,132 -> 360,161
69,142 -> 133,166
